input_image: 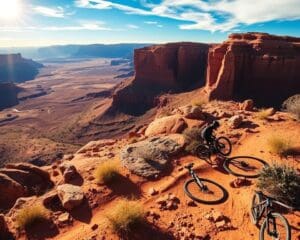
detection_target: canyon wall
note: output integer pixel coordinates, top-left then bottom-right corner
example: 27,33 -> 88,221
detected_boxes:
112,42 -> 209,114
0,53 -> 43,83
206,33 -> 300,106
0,83 -> 19,110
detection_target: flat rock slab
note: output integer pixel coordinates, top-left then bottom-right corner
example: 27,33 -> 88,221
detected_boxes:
120,136 -> 184,178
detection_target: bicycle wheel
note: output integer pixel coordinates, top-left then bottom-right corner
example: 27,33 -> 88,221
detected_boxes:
260,212 -> 291,240
250,192 -> 263,225
196,144 -> 211,159
215,137 -> 232,156
223,156 -> 269,178
184,178 -> 228,204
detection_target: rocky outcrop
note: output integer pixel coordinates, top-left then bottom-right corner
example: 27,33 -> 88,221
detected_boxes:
0,53 -> 43,83
0,163 -> 53,210
0,83 -> 19,110
57,184 -> 84,210
112,43 -> 209,115
206,33 -> 300,106
120,136 -> 184,178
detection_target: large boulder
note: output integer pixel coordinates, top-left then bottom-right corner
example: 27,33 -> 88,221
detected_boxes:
145,115 -> 187,137
59,163 -> 79,183
120,136 -> 184,178
173,105 -> 206,120
57,184 -> 84,210
0,163 -> 53,210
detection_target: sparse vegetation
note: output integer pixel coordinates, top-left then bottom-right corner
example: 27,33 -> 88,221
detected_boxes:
268,136 -> 292,156
191,98 -> 207,108
255,108 -> 273,120
105,199 -> 145,234
183,127 -> 204,155
16,204 -> 49,229
94,159 -> 120,184
257,164 -> 300,207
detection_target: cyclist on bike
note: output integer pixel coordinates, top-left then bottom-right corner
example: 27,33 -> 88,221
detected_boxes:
201,120 -> 220,146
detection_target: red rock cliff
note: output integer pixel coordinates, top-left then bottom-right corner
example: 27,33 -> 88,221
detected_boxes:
112,42 -> 209,114
206,33 -> 300,105
0,83 -> 19,110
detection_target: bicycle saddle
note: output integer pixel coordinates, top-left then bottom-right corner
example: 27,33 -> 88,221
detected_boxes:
184,163 -> 194,169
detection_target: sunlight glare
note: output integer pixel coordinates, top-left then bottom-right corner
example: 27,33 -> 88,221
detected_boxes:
0,0 -> 22,20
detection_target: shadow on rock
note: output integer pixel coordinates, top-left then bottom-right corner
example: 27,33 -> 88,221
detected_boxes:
107,174 -> 142,198
69,198 -> 92,224
25,219 -> 59,240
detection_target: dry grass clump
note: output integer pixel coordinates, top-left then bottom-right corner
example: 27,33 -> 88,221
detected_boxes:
191,98 -> 208,108
16,204 -> 49,229
183,127 -> 205,155
257,164 -> 300,207
268,136 -> 293,156
255,108 -> 274,120
105,199 -> 145,234
94,159 -> 120,184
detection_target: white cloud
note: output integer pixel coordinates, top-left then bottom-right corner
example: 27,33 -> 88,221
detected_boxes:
75,0 -> 300,32
0,22 -> 113,32
33,6 -> 67,18
144,21 -> 158,25
127,24 -> 139,29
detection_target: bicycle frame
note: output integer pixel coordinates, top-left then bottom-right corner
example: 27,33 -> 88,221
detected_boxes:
187,167 -> 207,191
252,192 -> 290,238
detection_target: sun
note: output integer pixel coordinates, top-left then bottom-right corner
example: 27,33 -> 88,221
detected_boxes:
0,0 -> 22,20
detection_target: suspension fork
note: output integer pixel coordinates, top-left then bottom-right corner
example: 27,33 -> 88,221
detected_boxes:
266,205 -> 278,237
191,171 -> 207,191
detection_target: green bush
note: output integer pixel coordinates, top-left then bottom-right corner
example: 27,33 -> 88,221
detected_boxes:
257,164 -> 300,207
183,127 -> 204,155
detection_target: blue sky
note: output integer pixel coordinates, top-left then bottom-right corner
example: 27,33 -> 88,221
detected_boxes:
0,0 -> 300,47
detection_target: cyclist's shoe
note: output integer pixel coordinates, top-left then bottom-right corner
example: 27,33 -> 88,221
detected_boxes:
184,163 -> 194,169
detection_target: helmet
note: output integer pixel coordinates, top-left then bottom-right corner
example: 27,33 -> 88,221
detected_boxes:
212,120 -> 220,128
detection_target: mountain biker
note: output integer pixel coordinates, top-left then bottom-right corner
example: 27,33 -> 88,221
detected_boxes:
201,120 -> 220,145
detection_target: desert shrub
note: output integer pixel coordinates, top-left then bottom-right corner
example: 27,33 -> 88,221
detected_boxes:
105,199 -> 145,234
16,204 -> 49,229
282,94 -> 300,120
94,159 -> 120,184
183,127 -> 205,155
257,164 -> 300,207
268,136 -> 292,156
191,98 -> 207,108
255,108 -> 274,120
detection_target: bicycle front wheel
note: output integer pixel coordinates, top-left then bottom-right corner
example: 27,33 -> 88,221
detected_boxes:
223,156 -> 269,178
215,137 -> 232,156
183,178 -> 228,204
250,192 -> 263,225
260,212 -> 291,240
196,144 -> 211,159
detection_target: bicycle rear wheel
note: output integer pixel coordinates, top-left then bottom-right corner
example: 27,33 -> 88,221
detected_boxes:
223,156 -> 269,178
184,178 -> 228,204
260,212 -> 291,240
196,144 -> 211,159
250,192 -> 263,225
215,137 -> 232,156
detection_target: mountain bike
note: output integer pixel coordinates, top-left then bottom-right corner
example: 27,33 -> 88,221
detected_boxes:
250,191 -> 292,240
223,156 -> 269,178
183,163 -> 228,204
196,136 -> 232,159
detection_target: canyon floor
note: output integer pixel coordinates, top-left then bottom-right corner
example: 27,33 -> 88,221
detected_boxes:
0,58 -> 135,166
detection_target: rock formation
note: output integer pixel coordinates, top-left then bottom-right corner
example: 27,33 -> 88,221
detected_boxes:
112,42 -> 209,115
0,163 -> 53,210
0,83 -> 19,110
205,33 -> 300,106
0,53 -> 43,83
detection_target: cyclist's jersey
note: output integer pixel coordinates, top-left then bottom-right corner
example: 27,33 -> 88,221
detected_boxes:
201,125 -> 214,142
